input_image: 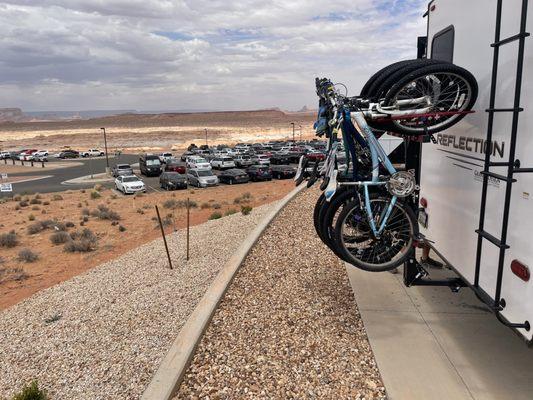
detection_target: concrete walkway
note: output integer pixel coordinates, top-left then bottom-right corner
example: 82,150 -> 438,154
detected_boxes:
347,265 -> 533,400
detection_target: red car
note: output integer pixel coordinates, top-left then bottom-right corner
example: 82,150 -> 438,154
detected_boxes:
165,160 -> 186,174
306,151 -> 326,162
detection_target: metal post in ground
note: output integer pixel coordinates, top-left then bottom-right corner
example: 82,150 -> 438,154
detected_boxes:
155,205 -> 173,270
100,127 -> 110,170
186,197 -> 190,261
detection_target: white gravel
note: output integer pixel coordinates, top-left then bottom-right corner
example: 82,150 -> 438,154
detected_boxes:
176,188 -> 386,399
0,202 -> 277,399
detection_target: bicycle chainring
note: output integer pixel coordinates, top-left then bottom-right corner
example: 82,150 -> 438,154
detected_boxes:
387,171 -> 416,198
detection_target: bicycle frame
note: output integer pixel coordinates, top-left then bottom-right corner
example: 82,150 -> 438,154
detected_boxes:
326,111 -> 399,238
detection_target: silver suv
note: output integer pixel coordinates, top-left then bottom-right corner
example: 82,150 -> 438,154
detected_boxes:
187,168 -> 219,188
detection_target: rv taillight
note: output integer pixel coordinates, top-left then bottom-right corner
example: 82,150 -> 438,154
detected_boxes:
420,197 -> 428,208
511,260 -> 530,282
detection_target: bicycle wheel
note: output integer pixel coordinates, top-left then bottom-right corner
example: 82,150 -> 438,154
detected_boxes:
313,193 -> 327,242
334,196 -> 417,272
360,60 -> 416,98
382,63 -> 478,135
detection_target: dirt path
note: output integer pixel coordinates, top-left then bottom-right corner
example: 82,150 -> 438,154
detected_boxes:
175,188 -> 386,399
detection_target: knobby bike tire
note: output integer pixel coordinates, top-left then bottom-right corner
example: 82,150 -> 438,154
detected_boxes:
360,60 -> 416,98
334,196 -> 418,272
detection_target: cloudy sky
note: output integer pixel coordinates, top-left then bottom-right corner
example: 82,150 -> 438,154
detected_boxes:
0,0 -> 427,112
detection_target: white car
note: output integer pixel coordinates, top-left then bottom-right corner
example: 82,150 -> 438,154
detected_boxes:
186,156 -> 212,170
251,154 -> 271,165
0,151 -> 10,159
81,149 -> 105,157
210,157 -> 236,170
159,152 -> 173,163
115,175 -> 146,194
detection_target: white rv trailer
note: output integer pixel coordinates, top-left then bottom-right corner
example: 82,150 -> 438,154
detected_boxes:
419,0 -> 533,342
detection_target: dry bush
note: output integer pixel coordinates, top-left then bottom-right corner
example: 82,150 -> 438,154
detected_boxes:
225,208 -> 237,216
19,200 -> 29,207
28,214 -> 35,221
209,212 -> 223,220
90,205 -> 121,221
18,248 -> 39,263
163,199 -> 178,209
118,225 -> 126,232
90,191 -> 101,199
93,184 -> 102,192
0,232 -> 19,248
200,202 -> 211,209
212,202 -> 221,209
64,229 -> 98,253
234,192 -> 254,205
81,208 -> 90,216
50,231 -> 70,245
0,267 -> 29,284
30,198 -> 42,205
52,194 -> 63,201
11,380 -> 48,400
241,205 -> 253,215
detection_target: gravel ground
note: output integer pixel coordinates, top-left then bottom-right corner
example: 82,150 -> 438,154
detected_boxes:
0,202 -> 276,399
176,188 -> 386,399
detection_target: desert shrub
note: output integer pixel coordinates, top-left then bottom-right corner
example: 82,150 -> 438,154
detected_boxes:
64,229 -> 97,253
209,212 -> 222,220
80,189 -> 86,194
188,200 -> 198,208
0,267 -> 29,284
118,225 -> 126,232
80,221 -> 85,226
13,195 -> 21,201
212,202 -> 221,209
31,206 -> 40,211
91,205 -> 120,221
42,201 -> 50,206
241,205 -> 253,215
110,194 -> 117,200
225,208 -> 237,216
65,221 -> 75,228
82,216 -> 89,222
111,221 -> 118,226
242,192 -> 252,200
34,193 -> 42,200
81,208 -> 90,216
50,231 -> 70,245
27,220 -> 65,235
52,194 -> 63,201
77,202 -> 82,208
30,198 -> 42,205
15,205 -> 21,211
234,192 -> 253,205
136,208 -> 145,214
161,214 -> 173,227
142,204 -> 151,209
90,191 -> 101,199
28,214 -> 35,221
93,184 -> 102,192
0,232 -> 19,248
19,200 -> 29,207
41,210 -> 46,214
11,380 -> 48,400
163,199 -> 178,209
201,202 -> 211,209
18,248 -> 39,263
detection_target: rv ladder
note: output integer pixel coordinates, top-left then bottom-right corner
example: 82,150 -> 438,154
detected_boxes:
474,0 -> 530,330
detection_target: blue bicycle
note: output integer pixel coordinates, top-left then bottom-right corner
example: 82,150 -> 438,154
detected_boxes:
307,60 -> 478,271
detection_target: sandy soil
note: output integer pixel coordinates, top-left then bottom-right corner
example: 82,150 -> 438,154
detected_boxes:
0,110 -> 317,153
0,162 -> 81,174
0,180 -> 295,310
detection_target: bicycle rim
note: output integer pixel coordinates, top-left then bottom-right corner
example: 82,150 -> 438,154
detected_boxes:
387,72 -> 473,134
336,197 -> 416,271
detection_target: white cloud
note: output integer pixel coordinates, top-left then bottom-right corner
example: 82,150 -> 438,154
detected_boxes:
0,0 -> 427,111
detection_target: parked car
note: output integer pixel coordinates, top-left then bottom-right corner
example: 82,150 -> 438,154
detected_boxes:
81,149 -> 105,157
112,164 -> 134,177
271,165 -> 297,179
180,151 -> 195,161
187,169 -> 219,188
306,150 -> 326,162
165,159 -> 186,174
218,168 -> 250,185
211,156 -> 236,170
0,151 -> 11,159
186,156 -> 212,170
233,155 -> 253,168
158,152 -> 173,163
159,172 -> 187,190
139,153 -> 162,176
31,150 -> 49,161
114,175 -> 146,194
251,154 -> 271,166
8,151 -> 22,160
20,149 -> 37,161
58,150 -> 80,159
270,154 -> 291,165
246,165 -> 272,181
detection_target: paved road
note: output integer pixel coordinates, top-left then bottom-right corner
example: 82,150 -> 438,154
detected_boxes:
0,154 -> 138,196
0,155 -> 296,196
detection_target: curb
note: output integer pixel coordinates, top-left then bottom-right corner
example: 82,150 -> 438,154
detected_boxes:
62,173 -> 113,185
141,183 -> 307,400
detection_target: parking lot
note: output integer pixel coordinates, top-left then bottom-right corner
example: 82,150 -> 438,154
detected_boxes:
0,141 -> 325,196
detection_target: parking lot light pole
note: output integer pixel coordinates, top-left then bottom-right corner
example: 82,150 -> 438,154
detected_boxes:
290,122 -> 295,142
100,127 -> 109,170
